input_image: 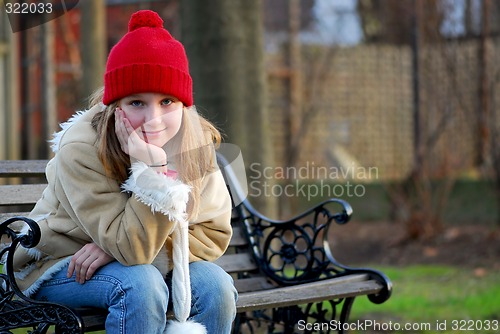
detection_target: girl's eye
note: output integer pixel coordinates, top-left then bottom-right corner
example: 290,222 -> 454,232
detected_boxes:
130,100 -> 143,107
161,99 -> 173,106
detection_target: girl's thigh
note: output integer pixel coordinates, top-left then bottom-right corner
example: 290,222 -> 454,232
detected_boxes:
34,261 -> 167,309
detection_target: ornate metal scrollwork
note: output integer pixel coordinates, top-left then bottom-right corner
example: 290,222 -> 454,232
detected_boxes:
0,217 -> 84,334
237,199 -> 357,285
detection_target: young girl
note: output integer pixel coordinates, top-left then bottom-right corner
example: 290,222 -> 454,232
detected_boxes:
11,10 -> 236,334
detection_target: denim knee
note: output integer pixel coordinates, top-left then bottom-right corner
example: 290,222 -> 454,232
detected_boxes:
189,261 -> 237,324
114,263 -> 169,306
104,263 -> 169,334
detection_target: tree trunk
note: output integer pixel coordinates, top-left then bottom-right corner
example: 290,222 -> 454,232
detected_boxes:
80,0 -> 106,99
41,18 -> 56,158
180,0 -> 276,216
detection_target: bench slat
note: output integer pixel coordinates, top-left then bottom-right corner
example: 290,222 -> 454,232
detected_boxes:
0,184 -> 46,206
229,226 -> 247,247
0,212 -> 30,221
234,277 -> 276,293
75,308 -> 107,332
0,160 -> 48,177
236,274 -> 382,312
214,253 -> 257,274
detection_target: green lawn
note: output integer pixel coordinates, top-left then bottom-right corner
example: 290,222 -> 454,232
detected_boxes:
349,265 -> 500,333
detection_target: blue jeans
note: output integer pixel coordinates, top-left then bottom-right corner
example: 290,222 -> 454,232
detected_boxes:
34,261 -> 238,334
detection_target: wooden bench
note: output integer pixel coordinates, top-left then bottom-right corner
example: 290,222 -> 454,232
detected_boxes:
0,156 -> 392,333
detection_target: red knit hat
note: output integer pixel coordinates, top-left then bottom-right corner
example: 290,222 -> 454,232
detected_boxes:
103,10 -> 193,106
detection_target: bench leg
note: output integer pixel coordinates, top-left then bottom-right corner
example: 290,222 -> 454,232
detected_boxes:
338,297 -> 355,334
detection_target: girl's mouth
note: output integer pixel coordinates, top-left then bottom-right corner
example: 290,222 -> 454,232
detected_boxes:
142,128 -> 167,136
140,126 -> 167,144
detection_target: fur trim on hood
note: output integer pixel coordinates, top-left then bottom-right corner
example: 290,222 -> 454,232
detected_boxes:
121,161 -> 191,222
49,103 -> 106,153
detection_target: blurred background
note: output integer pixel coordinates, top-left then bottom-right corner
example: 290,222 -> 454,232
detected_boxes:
1,0 -> 500,331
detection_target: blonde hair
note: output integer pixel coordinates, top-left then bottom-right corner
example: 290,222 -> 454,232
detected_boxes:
89,87 -> 222,220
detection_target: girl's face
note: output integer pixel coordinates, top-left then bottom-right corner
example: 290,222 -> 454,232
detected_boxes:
118,92 -> 183,147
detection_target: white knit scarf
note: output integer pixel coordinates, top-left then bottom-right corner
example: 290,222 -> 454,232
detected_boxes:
122,162 -> 206,334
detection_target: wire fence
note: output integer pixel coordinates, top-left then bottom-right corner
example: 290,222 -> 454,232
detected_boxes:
265,0 -> 500,183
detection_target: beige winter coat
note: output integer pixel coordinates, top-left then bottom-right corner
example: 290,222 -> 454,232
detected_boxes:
12,104 -> 232,295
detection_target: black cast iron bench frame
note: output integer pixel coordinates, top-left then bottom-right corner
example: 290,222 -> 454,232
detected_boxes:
0,155 -> 392,333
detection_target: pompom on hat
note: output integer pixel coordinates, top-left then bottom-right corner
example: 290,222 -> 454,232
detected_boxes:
103,10 -> 193,106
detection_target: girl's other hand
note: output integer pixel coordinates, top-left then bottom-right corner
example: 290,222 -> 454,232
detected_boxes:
67,243 -> 115,284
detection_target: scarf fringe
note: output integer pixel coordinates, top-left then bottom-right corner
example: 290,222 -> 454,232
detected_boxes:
166,319 -> 207,334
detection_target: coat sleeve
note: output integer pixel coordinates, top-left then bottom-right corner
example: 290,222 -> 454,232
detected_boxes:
55,142 -> 178,265
186,169 -> 233,263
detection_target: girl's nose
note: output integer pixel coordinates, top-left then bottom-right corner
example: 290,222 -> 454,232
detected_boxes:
144,106 -> 163,124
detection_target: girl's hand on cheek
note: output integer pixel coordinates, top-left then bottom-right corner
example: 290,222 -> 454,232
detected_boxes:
114,108 -> 167,166
115,107 -> 133,155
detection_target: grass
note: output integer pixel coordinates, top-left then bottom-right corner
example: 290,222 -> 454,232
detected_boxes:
348,265 -> 500,333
